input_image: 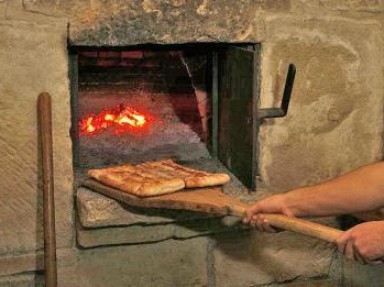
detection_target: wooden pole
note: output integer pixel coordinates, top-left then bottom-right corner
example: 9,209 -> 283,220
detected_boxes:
229,204 -> 343,243
38,92 -> 57,287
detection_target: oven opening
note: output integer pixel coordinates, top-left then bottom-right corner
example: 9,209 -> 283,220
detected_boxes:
69,43 -> 260,190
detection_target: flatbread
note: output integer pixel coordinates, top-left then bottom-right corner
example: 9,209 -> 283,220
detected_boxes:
87,159 -> 231,197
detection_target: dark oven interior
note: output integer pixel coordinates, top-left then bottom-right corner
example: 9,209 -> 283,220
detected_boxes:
70,43 -> 260,190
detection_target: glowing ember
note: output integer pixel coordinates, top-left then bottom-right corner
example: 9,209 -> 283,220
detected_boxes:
79,104 -> 154,135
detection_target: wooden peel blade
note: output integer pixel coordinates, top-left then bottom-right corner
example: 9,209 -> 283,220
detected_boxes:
83,178 -> 343,243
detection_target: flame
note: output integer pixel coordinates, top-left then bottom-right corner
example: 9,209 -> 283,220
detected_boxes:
79,104 -> 154,135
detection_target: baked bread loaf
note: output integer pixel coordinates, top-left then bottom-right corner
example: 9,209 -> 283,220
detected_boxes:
88,159 -> 231,197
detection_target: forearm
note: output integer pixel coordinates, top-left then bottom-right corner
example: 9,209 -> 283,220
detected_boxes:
283,162 -> 384,217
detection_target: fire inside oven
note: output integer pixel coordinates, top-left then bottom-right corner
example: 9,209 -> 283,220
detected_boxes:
70,44 -> 260,190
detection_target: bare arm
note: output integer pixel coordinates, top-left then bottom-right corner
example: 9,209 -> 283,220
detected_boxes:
244,162 -> 384,222
283,162 -> 384,217
244,162 -> 384,264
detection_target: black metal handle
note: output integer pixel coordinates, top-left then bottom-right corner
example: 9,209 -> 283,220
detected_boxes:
258,63 -> 296,120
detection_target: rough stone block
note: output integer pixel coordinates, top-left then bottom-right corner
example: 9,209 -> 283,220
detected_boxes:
77,187 -> 218,228
261,0 -> 291,11
24,0 -> 265,45
77,212 -> 245,247
259,16 -> 383,192
213,229 -> 337,286
282,278 -> 340,286
320,0 -> 384,11
0,274 -> 44,287
0,252 -> 43,276
57,239 -> 208,287
0,19 -> 73,257
22,0 -> 67,16
342,257 -> 384,286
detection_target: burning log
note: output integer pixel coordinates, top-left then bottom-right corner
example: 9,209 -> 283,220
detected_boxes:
79,104 -> 155,135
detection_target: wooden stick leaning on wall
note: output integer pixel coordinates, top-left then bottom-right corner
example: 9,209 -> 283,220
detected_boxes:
38,92 -> 57,287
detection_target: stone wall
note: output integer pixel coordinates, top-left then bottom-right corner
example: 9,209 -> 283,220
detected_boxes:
259,15 -> 383,192
0,0 -> 73,277
0,0 -> 383,286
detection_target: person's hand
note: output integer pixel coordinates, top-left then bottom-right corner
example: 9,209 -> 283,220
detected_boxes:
242,194 -> 295,232
336,221 -> 384,265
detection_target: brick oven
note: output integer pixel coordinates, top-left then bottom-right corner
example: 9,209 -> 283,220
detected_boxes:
1,1 -> 384,287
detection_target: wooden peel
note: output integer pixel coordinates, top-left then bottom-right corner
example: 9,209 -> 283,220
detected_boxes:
83,179 -> 343,243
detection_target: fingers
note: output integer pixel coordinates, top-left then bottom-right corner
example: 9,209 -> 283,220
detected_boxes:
242,216 -> 250,224
352,245 -> 367,265
339,240 -> 380,265
336,232 -> 348,255
336,232 -> 382,265
336,231 -> 353,260
243,196 -> 286,232
243,204 -> 262,224
336,232 -> 362,263
343,241 -> 354,261
249,214 -> 277,233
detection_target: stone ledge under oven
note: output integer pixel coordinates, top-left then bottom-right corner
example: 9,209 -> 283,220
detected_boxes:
76,187 -> 247,248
